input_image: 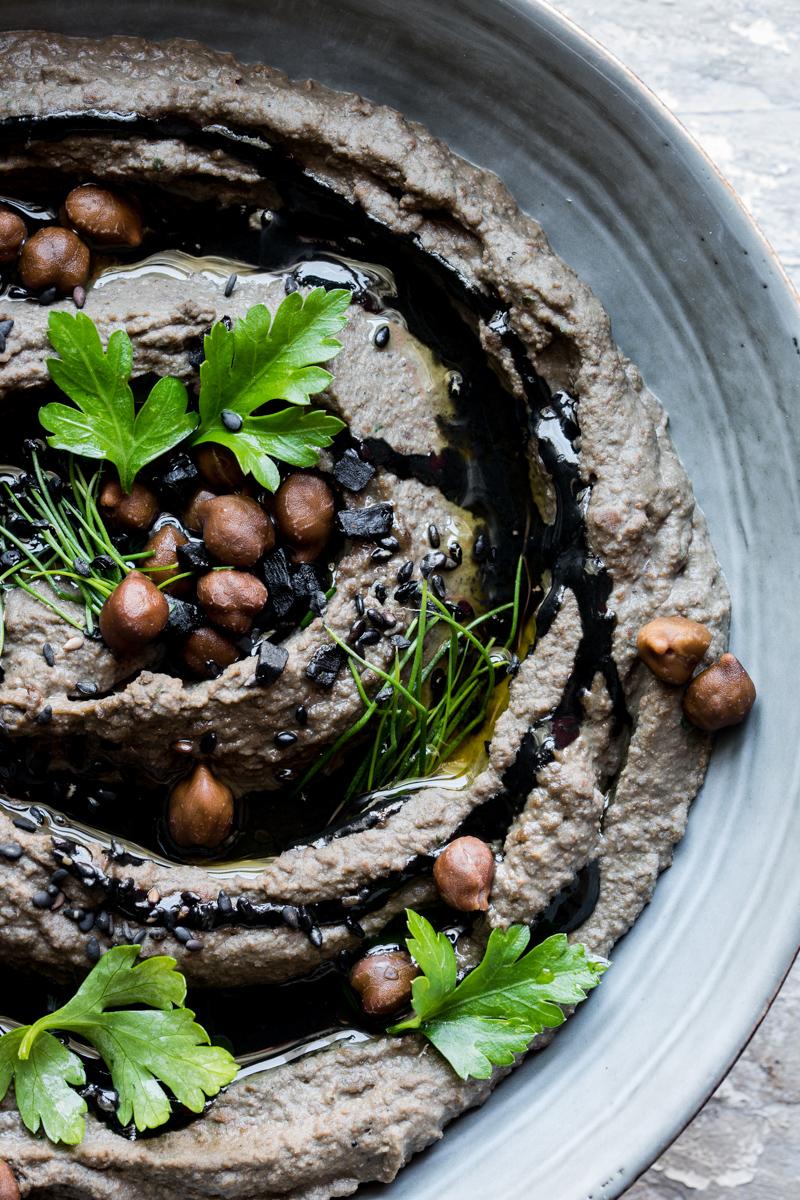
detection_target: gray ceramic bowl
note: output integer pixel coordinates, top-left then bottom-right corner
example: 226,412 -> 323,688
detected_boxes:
1,1 -> 799,1197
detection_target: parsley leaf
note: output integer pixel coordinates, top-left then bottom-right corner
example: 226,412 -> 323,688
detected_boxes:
192,288 -> 350,488
0,945 -> 238,1144
388,910 -> 607,1080
41,311 -> 198,493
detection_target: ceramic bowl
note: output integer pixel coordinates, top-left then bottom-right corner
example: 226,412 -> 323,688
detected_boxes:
1,1 -> 798,1196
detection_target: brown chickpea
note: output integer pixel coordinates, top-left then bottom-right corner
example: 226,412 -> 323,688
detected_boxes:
202,494 -> 275,568
64,184 -> 143,248
636,615 -> 712,685
0,208 -> 27,264
274,473 -> 335,563
195,444 -> 245,491
143,524 -> 191,597
99,571 -> 169,655
98,478 -> 159,532
180,626 -> 240,678
0,1160 -> 20,1200
197,570 -> 267,634
349,951 -> 419,1018
433,836 -> 495,911
18,226 -> 90,293
167,763 -> 234,849
183,487 -> 217,534
683,653 -> 756,732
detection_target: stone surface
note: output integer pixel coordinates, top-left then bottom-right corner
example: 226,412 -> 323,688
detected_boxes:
550,1 -> 799,1196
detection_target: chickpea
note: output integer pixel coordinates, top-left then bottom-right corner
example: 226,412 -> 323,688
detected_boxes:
99,478 -> 159,532
183,487 -> 217,534
197,570 -> 267,634
0,1161 -> 20,1200
18,226 -> 90,293
433,836 -> 495,911
180,625 -> 240,678
64,184 -> 143,248
143,524 -> 191,597
274,473 -> 335,563
195,444 -> 245,491
349,951 -> 419,1018
167,763 -> 234,848
202,494 -> 275,568
0,208 -> 26,264
636,615 -> 712,685
99,570 -> 169,655
683,653 -> 756,732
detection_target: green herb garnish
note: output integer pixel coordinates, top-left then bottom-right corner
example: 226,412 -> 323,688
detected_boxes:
39,289 -> 350,494
298,565 -> 528,819
0,945 -> 238,1145
192,289 -> 350,490
41,311 -> 197,494
0,453 -> 147,650
388,910 -> 607,1080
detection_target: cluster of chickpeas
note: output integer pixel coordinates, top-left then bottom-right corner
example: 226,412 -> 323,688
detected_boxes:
636,614 -> 756,731
98,443 -> 336,676
0,184 -> 142,297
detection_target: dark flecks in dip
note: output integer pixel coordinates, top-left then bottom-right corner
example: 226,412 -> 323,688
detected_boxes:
373,324 -> 390,349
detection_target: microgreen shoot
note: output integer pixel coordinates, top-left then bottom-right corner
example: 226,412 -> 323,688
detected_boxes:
296,561 -> 531,821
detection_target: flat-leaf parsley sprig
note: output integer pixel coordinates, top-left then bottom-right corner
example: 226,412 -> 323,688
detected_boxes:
39,287 -> 351,494
0,945 -> 238,1145
388,910 -> 607,1080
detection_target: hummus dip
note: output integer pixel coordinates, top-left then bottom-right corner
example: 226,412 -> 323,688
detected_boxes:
0,31 -> 733,1200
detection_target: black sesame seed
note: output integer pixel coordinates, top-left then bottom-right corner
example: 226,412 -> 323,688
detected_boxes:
217,890 -> 233,916
32,890 -> 53,909
348,618 -> 366,643
12,817 -> 37,833
50,868 -> 69,885
430,573 -> 447,601
0,318 -> 14,354
379,536 -> 400,552
473,532 -> 491,562
73,558 -> 91,578
396,561 -> 414,584
199,731 -> 218,755
308,926 -> 323,948
373,583 -> 388,604
74,680 -> 98,698
427,524 -> 441,548
38,286 -> 58,306
86,937 -> 102,963
370,547 -> 392,561
447,541 -> 463,567
373,324 -> 390,349
132,929 -> 147,945
223,273 -> 238,298
0,842 -> 22,860
275,730 -> 298,747
79,911 -> 96,933
284,275 -> 299,294
355,629 -> 381,650
354,593 -> 365,616
95,912 -> 111,934
221,315 -> 234,332
282,905 -> 300,929
295,704 -> 308,727
42,643 -> 55,666
421,551 -> 447,577
185,939 -> 204,951
221,408 -> 243,432
174,926 -> 192,944
90,553 -> 115,572
35,706 -> 53,725
367,608 -> 395,631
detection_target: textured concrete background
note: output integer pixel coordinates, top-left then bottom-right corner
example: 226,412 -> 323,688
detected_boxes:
547,1 -> 799,1196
